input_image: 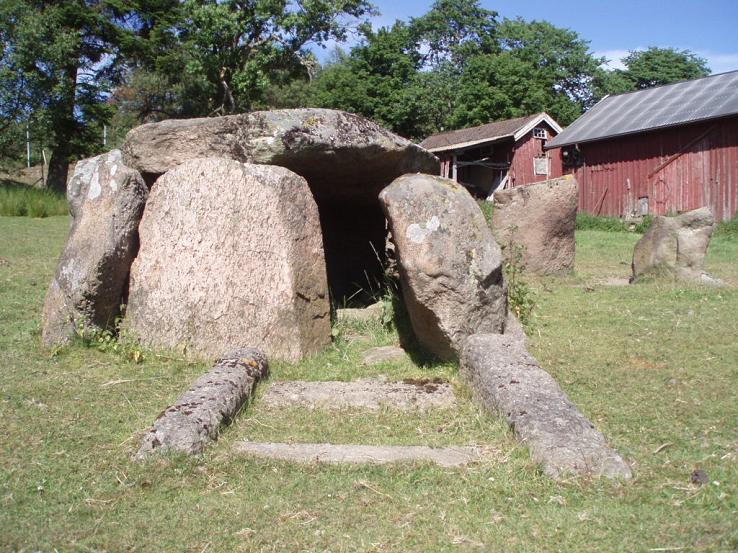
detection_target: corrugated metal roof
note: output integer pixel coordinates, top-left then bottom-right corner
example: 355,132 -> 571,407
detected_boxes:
546,70 -> 738,149
420,114 -> 541,152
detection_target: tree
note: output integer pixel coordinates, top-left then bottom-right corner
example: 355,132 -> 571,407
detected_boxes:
310,0 -> 499,138
149,0 -> 376,117
621,47 -> 710,89
0,0 -> 180,191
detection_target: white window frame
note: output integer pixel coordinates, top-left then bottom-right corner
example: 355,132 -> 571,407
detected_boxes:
532,127 -> 547,140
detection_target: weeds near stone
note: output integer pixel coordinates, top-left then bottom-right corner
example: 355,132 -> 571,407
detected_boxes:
75,312 -> 145,363
502,227 -> 535,326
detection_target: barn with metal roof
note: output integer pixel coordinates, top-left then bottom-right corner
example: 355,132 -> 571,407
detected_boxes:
546,71 -> 738,221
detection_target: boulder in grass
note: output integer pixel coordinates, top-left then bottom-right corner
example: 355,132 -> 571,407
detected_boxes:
491,175 -> 578,275
41,150 -> 147,346
379,173 -> 507,360
124,158 -> 330,362
632,207 -> 720,284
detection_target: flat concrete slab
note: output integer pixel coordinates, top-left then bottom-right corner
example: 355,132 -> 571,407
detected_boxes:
261,379 -> 455,411
233,441 -> 480,467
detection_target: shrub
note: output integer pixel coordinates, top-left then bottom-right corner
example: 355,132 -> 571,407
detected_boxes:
575,213 -> 653,233
715,215 -> 738,238
476,199 -> 494,225
501,229 -> 535,326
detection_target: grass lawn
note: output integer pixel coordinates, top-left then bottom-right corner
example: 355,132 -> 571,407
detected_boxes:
1,216 -> 736,552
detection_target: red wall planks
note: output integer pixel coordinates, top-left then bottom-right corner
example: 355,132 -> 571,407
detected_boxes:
510,121 -> 563,186
551,116 -> 738,221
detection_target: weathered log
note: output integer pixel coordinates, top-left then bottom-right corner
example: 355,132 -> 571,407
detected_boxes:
136,348 -> 268,458
460,333 -> 631,479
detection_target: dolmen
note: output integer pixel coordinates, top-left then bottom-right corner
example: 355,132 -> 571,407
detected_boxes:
41,109 -> 438,361
43,110 -> 630,478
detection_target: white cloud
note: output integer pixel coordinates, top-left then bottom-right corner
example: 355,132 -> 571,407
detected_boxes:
696,51 -> 738,74
593,48 -> 641,71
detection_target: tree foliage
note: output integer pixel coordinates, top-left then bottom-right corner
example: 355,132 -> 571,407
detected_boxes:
0,0 -> 180,190
597,47 -> 711,97
1,0 -> 716,183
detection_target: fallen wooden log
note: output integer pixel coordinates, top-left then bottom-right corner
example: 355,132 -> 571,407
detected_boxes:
136,348 -> 268,458
460,333 -> 631,480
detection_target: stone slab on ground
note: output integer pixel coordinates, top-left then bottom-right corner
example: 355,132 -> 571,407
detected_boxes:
460,333 -> 632,480
361,345 -> 408,365
233,441 -> 480,467
335,302 -> 384,324
137,348 -> 268,458
261,379 -> 455,411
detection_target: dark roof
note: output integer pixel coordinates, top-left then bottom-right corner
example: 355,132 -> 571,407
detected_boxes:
547,70 -> 738,149
420,113 -> 556,152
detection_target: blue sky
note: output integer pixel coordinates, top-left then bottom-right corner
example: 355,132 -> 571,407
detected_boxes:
321,0 -> 738,73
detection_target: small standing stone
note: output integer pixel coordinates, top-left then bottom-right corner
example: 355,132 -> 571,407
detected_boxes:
41,150 -> 147,346
632,207 -> 720,284
491,175 -> 578,275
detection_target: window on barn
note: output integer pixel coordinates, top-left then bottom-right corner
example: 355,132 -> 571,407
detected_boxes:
534,156 -> 549,176
533,127 -> 547,140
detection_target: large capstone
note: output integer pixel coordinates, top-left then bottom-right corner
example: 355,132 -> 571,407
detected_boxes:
42,150 -> 147,346
632,207 -> 719,284
124,158 -> 330,362
122,109 -> 439,303
379,174 -> 507,360
491,175 -> 578,275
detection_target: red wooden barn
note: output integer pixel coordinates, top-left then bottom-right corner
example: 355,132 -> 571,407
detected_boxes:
546,71 -> 738,222
419,113 -> 563,199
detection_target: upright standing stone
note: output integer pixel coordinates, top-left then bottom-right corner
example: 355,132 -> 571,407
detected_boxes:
41,150 -> 147,346
491,175 -> 578,275
379,174 -> 507,360
632,207 -> 718,283
124,158 -> 330,362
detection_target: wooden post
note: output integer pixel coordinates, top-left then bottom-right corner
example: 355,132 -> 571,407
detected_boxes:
452,154 -> 457,182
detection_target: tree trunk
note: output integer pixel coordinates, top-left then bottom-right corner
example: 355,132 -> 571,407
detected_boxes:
46,65 -> 79,193
46,147 -> 70,193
